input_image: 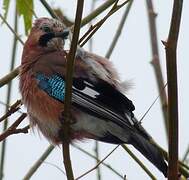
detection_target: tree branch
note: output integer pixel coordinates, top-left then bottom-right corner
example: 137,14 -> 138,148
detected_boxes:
0,67 -> 20,88
62,1 -> 84,179
182,144 -> 189,163
0,100 -> 22,123
39,0 -> 60,20
79,0 -> 130,47
164,0 -> 183,179
0,113 -> 28,142
81,0 -> 117,27
145,0 -> 169,140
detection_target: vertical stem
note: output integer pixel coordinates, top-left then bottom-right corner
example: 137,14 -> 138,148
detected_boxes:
88,1 -> 102,179
94,141 -> 101,180
63,1 -> 84,179
145,0 -> 168,139
165,0 -> 183,179
0,8 -> 18,180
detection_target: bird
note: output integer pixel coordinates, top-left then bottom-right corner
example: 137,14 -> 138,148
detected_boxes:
19,17 -> 167,177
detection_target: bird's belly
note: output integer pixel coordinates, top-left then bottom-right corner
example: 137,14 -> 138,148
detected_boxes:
29,111 -> 62,144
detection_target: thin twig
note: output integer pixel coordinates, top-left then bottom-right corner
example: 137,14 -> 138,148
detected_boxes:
0,100 -> 23,115
164,0 -> 183,179
72,144 -> 124,179
0,100 -> 22,123
23,145 -> 54,180
182,145 -> 189,162
0,113 -> 28,142
0,13 -> 24,45
106,0 -> 133,59
39,0 -> 60,20
121,145 -> 156,180
79,0 -> 130,47
0,125 -> 29,141
94,141 -> 101,180
139,83 -> 167,123
81,0 -> 117,27
62,1 -> 84,180
88,1 -> 102,179
75,145 -> 119,180
145,0 -> 169,139
43,161 -> 65,175
0,67 -> 20,88
179,161 -> 189,171
22,142 -> 124,180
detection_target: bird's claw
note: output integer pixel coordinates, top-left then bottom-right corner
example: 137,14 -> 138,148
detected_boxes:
60,111 -> 76,125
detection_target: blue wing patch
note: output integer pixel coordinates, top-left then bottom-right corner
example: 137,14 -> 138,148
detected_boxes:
36,73 -> 65,101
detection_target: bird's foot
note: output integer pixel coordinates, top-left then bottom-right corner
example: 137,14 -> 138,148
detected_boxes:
59,111 -> 76,125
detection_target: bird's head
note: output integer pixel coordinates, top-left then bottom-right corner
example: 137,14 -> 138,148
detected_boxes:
25,17 -> 69,51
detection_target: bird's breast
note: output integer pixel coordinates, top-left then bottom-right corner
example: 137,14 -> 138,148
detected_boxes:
20,73 -> 64,143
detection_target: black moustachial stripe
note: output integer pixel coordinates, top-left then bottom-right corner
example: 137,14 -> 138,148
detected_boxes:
38,29 -> 69,47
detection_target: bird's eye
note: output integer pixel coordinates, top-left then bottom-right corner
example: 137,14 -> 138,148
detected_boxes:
41,25 -> 51,33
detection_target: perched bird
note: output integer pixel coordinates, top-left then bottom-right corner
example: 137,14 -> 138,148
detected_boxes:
20,17 -> 167,177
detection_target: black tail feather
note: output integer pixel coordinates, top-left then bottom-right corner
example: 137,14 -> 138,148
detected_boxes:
130,133 -> 168,177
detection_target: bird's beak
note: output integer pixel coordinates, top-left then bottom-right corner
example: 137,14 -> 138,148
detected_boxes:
54,29 -> 69,39
38,29 -> 69,47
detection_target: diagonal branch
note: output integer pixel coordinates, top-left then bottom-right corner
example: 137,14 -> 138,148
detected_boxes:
39,0 -> 60,20
81,0 -> 117,27
0,113 -> 28,142
79,0 -> 130,47
0,14 -> 24,45
75,145 -> 119,180
73,144 -> 124,179
182,145 -> 189,163
0,100 -> 22,123
23,145 -> 54,180
121,145 -> 156,179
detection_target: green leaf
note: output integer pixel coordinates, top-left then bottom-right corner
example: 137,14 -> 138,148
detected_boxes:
2,0 -> 10,20
16,0 -> 33,35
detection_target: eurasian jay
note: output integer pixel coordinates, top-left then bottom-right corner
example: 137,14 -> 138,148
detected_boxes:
19,17 -> 167,177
